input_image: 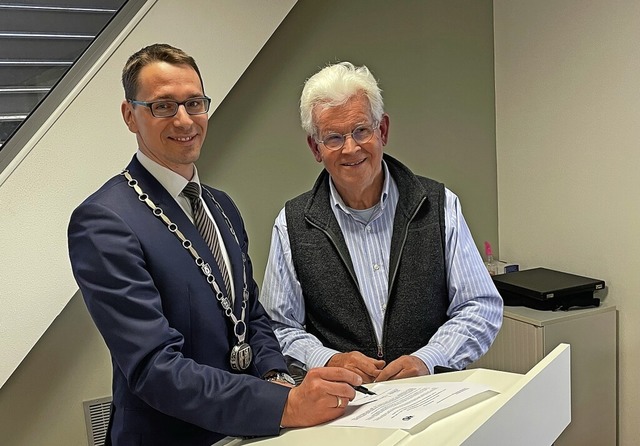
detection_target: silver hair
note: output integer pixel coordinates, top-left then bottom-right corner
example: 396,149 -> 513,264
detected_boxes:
299,62 -> 384,136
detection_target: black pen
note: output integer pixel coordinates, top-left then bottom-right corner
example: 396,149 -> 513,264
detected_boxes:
352,384 -> 376,395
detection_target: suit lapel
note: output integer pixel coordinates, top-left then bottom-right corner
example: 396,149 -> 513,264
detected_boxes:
125,157 -> 229,300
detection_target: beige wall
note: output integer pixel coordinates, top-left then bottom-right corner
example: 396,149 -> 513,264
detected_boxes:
0,1 -> 497,444
199,0 -> 498,284
494,0 -> 640,444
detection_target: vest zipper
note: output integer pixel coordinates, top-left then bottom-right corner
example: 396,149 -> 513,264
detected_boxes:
387,196 -> 426,300
377,344 -> 384,358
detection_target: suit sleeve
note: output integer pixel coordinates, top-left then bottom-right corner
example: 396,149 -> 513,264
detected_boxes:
68,200 -> 289,437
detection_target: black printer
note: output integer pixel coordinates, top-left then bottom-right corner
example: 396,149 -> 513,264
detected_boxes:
492,267 -> 605,311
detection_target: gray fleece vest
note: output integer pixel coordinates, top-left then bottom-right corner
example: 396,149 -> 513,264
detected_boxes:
285,155 -> 449,363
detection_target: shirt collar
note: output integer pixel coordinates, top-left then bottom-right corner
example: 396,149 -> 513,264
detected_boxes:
329,159 -> 391,214
136,150 -> 201,198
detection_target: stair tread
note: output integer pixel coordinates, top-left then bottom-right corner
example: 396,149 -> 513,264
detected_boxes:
0,60 -> 73,65
0,86 -> 51,91
0,4 -> 118,13
0,31 -> 95,38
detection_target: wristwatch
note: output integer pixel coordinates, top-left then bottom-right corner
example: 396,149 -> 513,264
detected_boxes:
264,371 -> 296,386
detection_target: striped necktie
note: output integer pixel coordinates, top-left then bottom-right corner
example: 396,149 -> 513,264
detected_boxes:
182,182 -> 232,296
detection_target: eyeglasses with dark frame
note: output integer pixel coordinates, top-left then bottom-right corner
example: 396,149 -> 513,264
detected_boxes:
127,96 -> 211,118
315,122 -> 379,151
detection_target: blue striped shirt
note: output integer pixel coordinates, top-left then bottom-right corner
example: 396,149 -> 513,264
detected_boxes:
261,162 -> 502,373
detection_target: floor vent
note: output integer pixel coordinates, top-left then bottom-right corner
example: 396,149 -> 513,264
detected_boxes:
83,396 -> 112,446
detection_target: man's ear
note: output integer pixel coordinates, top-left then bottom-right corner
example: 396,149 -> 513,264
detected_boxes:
307,135 -> 323,163
379,113 -> 390,146
121,100 -> 138,133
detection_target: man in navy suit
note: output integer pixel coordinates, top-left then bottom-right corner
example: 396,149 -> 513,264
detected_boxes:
68,44 -> 361,446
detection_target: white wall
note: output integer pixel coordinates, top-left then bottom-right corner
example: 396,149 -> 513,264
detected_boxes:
494,0 -> 640,444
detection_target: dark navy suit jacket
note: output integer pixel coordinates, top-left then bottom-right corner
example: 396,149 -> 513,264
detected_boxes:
68,156 -> 289,446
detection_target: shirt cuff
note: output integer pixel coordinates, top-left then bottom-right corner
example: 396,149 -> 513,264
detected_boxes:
306,346 -> 341,369
412,346 -> 449,375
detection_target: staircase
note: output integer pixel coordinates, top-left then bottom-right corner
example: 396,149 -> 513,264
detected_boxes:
0,0 -> 127,149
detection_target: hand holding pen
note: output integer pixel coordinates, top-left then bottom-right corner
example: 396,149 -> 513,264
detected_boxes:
285,354 -> 376,395
280,367 -> 364,427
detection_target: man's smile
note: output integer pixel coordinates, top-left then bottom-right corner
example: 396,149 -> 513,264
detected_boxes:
170,134 -> 197,142
342,158 -> 366,167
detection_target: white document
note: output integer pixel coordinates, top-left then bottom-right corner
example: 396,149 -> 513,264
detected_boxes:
328,382 -> 497,431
